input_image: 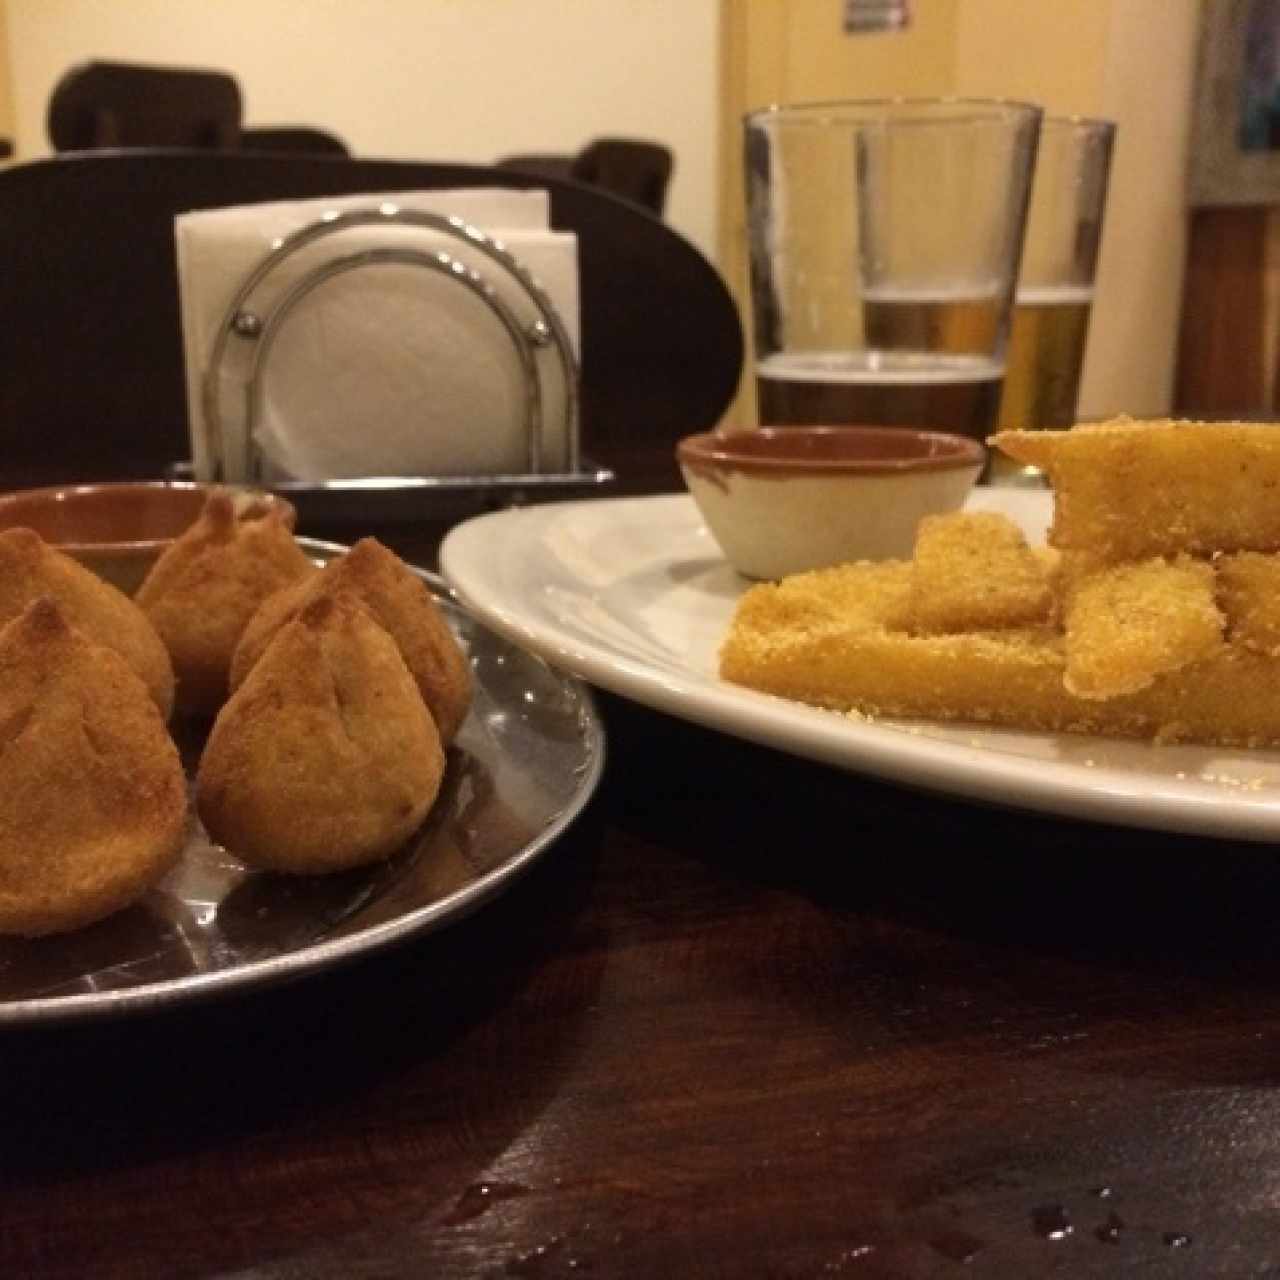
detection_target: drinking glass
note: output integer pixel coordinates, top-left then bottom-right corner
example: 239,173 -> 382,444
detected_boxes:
744,98 -> 1042,446
989,115 -> 1116,484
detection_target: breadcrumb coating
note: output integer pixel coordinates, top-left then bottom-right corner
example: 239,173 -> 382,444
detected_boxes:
721,558 -> 1280,746
1062,556 -> 1223,699
992,417 -> 1280,564
230,538 -> 472,745
722,421 -> 1280,746
197,592 -> 444,872
0,599 -> 186,935
136,490 -> 315,716
909,512 -> 1055,634
0,527 -> 174,719
1217,552 -> 1280,657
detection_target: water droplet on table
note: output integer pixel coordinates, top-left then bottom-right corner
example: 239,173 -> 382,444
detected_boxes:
1094,1211 -> 1124,1244
929,1229 -> 985,1263
1031,1204 -> 1073,1241
443,1180 -> 530,1225
507,1235 -> 565,1275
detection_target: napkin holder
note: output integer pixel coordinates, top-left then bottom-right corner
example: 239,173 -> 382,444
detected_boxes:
188,203 -> 612,523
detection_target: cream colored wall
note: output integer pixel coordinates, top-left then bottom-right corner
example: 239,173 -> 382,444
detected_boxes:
954,0 -> 1201,418
1094,0 -> 1202,419
720,0 -> 1203,422
2,0 -> 720,259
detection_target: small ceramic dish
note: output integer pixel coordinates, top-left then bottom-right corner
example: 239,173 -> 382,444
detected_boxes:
676,425 -> 985,579
0,481 -> 297,596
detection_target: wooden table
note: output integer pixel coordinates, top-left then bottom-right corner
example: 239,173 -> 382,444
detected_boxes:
5,518 -> 1280,1278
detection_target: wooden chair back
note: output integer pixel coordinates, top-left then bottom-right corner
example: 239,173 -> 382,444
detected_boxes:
572,137 -> 673,216
47,61 -> 242,151
500,137 -> 675,216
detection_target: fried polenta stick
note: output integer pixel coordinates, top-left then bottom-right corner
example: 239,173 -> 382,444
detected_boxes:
722,561 -> 1068,720
908,512 -> 1055,634
991,418 -> 1280,563
720,561 -> 1280,746
1062,556 -> 1224,699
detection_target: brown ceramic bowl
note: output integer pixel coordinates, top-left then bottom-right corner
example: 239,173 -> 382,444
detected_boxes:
0,481 -> 297,596
676,425 -> 985,578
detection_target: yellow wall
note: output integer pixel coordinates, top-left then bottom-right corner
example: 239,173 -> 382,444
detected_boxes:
781,0 -> 958,96
954,1 -> 1113,111
1090,0 -> 1201,419
0,1 -> 13,148
720,0 -> 1203,422
954,0 -> 1200,419
718,0 -> 963,425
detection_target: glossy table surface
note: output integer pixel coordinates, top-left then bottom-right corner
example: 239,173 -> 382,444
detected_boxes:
6,514 -> 1280,1278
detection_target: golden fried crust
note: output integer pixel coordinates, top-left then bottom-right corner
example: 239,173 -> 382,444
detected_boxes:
135,491 -> 316,716
1217,552 -> 1280,657
720,560 -> 1280,746
197,592 -> 445,872
908,512 -> 1055,634
724,422 -> 1280,745
722,563 -> 1068,721
0,599 -> 187,936
229,538 -> 472,744
991,418 -> 1280,563
0,528 -> 174,719
1062,556 -> 1224,700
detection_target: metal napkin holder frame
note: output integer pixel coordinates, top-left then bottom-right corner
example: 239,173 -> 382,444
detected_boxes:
197,204 -> 611,512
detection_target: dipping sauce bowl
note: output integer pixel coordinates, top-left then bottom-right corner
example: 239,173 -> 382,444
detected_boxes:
676,425 -> 985,579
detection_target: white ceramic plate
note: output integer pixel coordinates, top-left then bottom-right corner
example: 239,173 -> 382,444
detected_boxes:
441,489 -> 1280,843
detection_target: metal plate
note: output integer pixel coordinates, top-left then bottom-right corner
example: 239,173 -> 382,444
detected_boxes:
268,463 -> 616,527
164,459 -> 616,527
0,539 -> 604,1026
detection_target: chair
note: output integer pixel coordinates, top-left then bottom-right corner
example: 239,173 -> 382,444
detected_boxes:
47,61 -> 350,160
47,60 -> 242,151
572,138 -> 673,217
499,136 -> 674,216
0,150 -> 742,494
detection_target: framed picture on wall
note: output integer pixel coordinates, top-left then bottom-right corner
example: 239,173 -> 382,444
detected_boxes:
1191,0 -> 1280,205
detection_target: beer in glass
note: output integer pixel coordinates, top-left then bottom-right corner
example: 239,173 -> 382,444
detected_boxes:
745,99 -> 1042,456
991,116 -> 1115,483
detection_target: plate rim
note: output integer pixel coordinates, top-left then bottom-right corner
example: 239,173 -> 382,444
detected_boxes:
0,537 -> 606,1027
439,491 -> 1280,844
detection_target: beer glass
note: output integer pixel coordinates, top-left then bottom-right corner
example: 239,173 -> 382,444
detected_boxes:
990,115 -> 1115,484
744,98 -> 1041,444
